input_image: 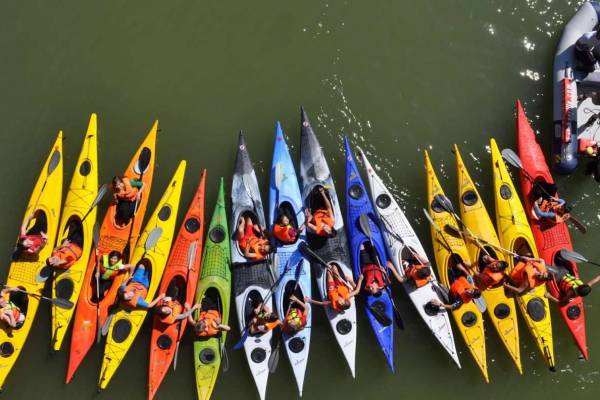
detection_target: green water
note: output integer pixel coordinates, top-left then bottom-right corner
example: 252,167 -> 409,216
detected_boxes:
0,0 -> 598,398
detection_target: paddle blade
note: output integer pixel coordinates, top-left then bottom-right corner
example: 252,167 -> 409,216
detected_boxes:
434,194 -> 455,215
568,216 -> 587,234
444,224 -> 462,238
47,150 -> 62,175
101,314 -> 113,336
432,283 -> 450,304
268,340 -> 280,373
501,148 -> 523,169
422,208 -> 441,233
358,214 -> 373,239
93,222 -> 100,245
52,297 -> 75,310
221,347 -> 230,372
558,249 -> 588,264
134,147 -> 152,175
233,331 -> 249,350
367,303 -> 392,326
93,184 -> 108,208
298,242 -> 327,268
187,241 -> 198,270
274,163 -> 284,189
145,227 -> 163,251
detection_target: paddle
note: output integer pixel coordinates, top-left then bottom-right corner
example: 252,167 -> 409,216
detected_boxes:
30,149 -> 62,214
173,241 -> 198,371
4,286 -> 74,310
444,224 -> 518,257
101,227 -> 162,336
501,148 -> 587,234
421,209 -> 487,313
124,147 -> 152,262
268,252 -> 306,373
81,184 -> 108,223
559,249 -> 600,267
216,293 -> 230,373
92,222 -> 103,344
298,242 -> 354,291
358,214 -> 404,330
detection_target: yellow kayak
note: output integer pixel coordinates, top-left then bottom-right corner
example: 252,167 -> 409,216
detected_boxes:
98,161 -> 186,390
0,132 -> 63,390
453,145 -> 521,374
489,139 -> 555,370
51,114 -> 99,352
424,151 -> 488,383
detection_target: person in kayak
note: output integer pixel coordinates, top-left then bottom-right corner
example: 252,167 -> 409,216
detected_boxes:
471,254 -> 509,290
531,183 -> 571,224
429,259 -> 482,310
283,295 -> 308,333
112,175 -> 145,226
272,208 -> 305,244
248,303 -> 282,335
358,243 -> 398,295
236,215 -> 273,261
117,263 -> 165,309
46,221 -> 84,270
15,212 -> 48,257
304,186 -> 336,238
503,254 -> 550,295
304,263 -> 363,312
575,30 -> 600,72
545,265 -> 600,303
154,296 -> 188,325
188,301 -> 231,337
396,252 -> 433,289
93,250 -> 129,300
0,287 -> 26,329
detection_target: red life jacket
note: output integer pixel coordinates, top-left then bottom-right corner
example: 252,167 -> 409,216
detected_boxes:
20,234 -> 45,254
363,264 -> 385,288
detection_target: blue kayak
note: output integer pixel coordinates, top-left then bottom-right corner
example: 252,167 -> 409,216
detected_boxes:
344,136 -> 395,372
268,122 -> 312,396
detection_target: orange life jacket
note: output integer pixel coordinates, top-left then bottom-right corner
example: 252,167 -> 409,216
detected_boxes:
122,281 -> 148,309
273,223 -> 296,243
406,263 -> 430,288
363,264 -> 385,288
450,276 -> 476,304
115,177 -> 138,202
2,302 -> 22,324
157,299 -> 183,325
328,283 -> 350,312
244,236 -> 269,261
195,309 -> 221,337
312,209 -> 334,237
510,260 -> 546,289
51,242 -> 83,270
477,261 -> 505,289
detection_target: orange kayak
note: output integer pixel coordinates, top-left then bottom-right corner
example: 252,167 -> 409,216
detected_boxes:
147,170 -> 206,400
65,122 -> 158,383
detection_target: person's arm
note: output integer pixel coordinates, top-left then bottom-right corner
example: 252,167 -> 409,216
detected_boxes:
304,296 -> 329,307
290,295 -> 307,311
534,202 -> 556,219
217,323 -> 231,332
587,274 -> 600,288
455,262 -> 471,276
20,213 -> 34,236
544,291 -> 561,303
187,313 -> 196,325
350,274 -> 364,297
504,280 -> 527,295
387,263 -> 405,283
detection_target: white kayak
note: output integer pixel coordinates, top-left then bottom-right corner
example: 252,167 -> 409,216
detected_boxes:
359,149 -> 460,367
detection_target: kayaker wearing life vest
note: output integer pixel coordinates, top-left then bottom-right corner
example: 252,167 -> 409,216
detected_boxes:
94,250 -> 128,300
248,303 -> 282,335
531,183 -> 571,224
503,254 -> 550,295
188,301 -> 231,337
396,252 -> 433,289
15,212 -> 48,257
154,297 -> 188,325
304,186 -> 336,238
359,243 -> 397,295
112,175 -> 145,226
283,295 -> 308,334
471,254 -> 509,290
272,210 -> 305,244
236,216 -> 273,261
0,287 -> 26,329
46,221 -> 84,270
305,263 -> 363,312
545,265 -> 600,304
430,259 -> 482,310
117,263 -> 165,309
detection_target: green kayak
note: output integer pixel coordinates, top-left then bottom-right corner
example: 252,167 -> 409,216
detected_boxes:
193,178 -> 232,400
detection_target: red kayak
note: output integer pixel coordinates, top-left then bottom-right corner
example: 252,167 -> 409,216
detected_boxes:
66,123 -> 158,383
516,100 -> 588,359
147,170 -> 206,400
